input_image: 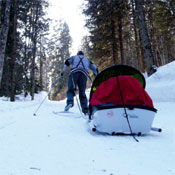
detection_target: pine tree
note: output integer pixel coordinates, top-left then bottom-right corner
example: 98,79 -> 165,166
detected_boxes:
83,0 -> 175,74
48,21 -> 72,100
0,0 -> 11,89
0,0 -> 49,100
83,0 -> 130,70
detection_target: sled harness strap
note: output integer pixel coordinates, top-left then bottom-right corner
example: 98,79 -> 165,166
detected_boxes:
71,56 -> 93,83
75,56 -> 86,69
116,76 -> 139,142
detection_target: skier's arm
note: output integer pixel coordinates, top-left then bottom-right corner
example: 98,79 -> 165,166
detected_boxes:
61,56 -> 74,76
89,61 -> 98,77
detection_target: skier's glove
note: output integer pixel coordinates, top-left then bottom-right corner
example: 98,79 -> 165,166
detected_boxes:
60,72 -> 64,77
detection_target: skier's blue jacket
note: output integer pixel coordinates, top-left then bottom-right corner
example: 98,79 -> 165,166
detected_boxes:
64,55 -> 98,77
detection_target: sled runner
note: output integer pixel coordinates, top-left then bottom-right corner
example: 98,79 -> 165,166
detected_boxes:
88,65 -> 159,135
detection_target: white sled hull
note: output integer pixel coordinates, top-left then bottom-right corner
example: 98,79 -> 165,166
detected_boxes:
90,107 -> 156,135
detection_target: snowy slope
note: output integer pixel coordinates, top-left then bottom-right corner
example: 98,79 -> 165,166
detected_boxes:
146,61 -> 175,102
0,62 -> 175,175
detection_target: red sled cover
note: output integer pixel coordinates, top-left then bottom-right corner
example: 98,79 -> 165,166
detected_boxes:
90,76 -> 154,108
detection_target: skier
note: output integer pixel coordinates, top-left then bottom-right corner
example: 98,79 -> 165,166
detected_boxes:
61,51 -> 98,115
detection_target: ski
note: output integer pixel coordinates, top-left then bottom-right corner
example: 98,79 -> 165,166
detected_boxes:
52,111 -> 81,118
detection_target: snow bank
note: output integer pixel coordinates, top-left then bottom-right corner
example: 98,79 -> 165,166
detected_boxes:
146,61 -> 175,102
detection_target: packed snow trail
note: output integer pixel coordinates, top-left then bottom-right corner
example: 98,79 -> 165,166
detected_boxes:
0,62 -> 175,175
0,96 -> 174,175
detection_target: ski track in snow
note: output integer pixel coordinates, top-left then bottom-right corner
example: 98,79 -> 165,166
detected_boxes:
0,62 -> 175,175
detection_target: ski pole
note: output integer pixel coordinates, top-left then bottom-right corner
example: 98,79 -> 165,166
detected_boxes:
33,76 -> 62,116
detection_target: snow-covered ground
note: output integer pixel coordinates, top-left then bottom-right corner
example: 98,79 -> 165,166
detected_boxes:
0,61 -> 175,175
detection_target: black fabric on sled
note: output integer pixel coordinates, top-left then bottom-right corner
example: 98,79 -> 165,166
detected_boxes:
95,103 -> 157,112
90,64 -> 146,99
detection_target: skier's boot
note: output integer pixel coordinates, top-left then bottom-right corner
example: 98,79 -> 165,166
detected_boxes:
64,104 -> 73,112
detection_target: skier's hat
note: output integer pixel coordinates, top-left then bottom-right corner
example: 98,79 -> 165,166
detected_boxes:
77,51 -> 84,55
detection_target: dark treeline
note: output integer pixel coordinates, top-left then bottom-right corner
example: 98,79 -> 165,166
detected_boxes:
82,0 -> 175,75
0,0 -> 174,101
0,0 -> 49,101
0,0 -> 72,101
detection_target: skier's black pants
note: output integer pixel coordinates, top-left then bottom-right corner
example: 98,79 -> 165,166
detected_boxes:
66,72 -> 88,114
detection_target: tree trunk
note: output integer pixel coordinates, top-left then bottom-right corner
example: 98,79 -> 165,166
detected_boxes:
39,43 -> 43,91
160,36 -> 166,65
118,14 -> 124,64
135,0 -> 155,76
131,0 -> 140,69
10,0 -> 18,101
0,0 -> 11,88
111,18 -> 118,64
0,0 -> 2,33
23,8 -> 30,98
0,0 -> 2,9
31,37 -> 37,100
31,2 -> 39,100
